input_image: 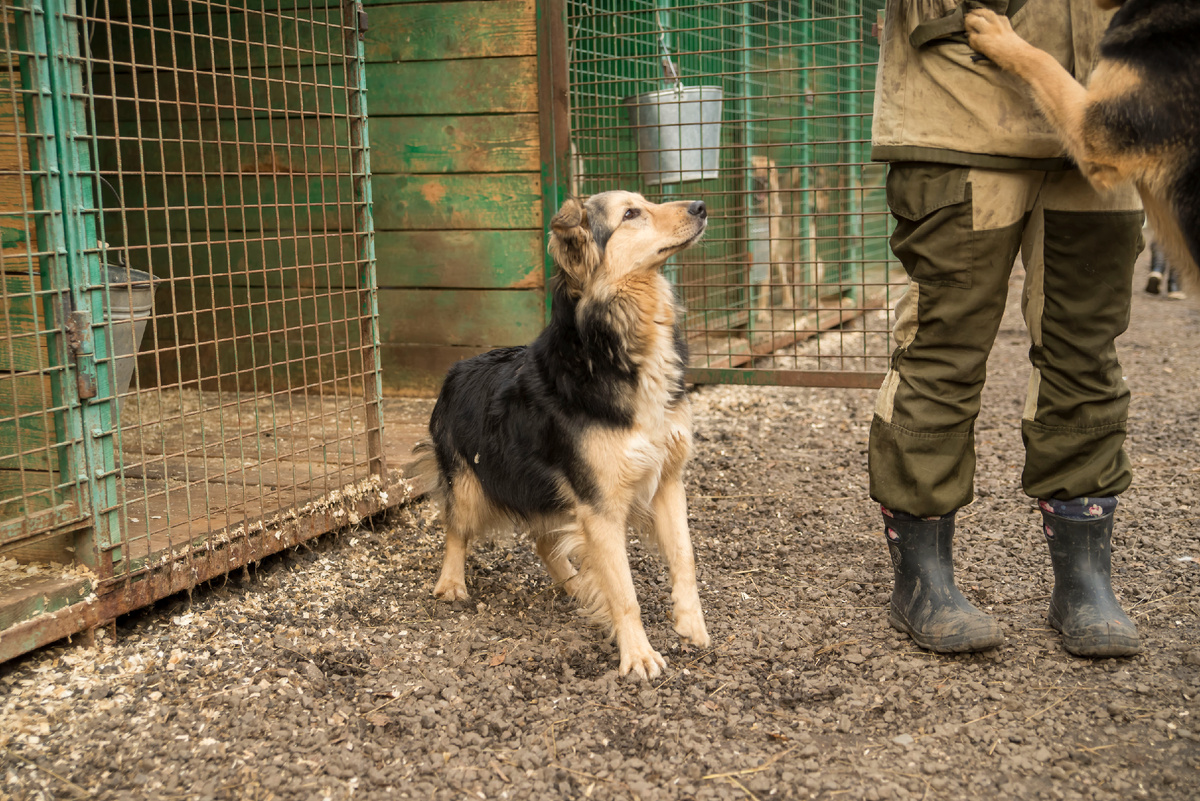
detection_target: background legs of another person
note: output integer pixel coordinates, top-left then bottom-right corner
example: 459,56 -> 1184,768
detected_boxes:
1166,268 -> 1186,300
1146,239 -> 1187,300
1146,240 -> 1166,294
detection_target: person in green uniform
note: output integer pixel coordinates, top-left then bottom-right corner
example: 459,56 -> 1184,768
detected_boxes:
868,0 -> 1142,658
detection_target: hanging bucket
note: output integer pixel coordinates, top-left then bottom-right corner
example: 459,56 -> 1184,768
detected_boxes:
624,85 -> 723,185
102,262 -> 160,407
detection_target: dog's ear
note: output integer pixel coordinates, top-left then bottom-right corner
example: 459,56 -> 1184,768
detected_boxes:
548,197 -> 599,294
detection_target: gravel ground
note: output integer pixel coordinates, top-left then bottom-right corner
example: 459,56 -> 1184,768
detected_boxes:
2,267 -> 1199,801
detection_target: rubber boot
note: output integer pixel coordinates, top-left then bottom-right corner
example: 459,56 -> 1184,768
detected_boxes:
1040,507 -> 1141,657
884,509 -> 1004,653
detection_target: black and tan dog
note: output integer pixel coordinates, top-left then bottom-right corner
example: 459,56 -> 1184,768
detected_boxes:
412,191 -> 710,680
966,0 -> 1200,285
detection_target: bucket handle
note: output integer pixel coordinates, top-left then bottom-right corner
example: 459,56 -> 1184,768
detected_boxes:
654,9 -> 685,96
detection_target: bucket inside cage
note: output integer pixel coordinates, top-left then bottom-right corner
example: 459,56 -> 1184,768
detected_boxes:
102,262 -> 159,407
624,85 -> 723,185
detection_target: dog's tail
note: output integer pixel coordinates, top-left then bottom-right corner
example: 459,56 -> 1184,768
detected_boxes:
402,441 -> 442,499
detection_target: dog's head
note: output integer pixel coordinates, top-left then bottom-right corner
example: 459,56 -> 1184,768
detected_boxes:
548,191 -> 707,295
1094,0 -> 1123,9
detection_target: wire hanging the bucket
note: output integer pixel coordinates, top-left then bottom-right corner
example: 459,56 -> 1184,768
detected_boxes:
623,8 -> 724,187
655,8 -> 684,96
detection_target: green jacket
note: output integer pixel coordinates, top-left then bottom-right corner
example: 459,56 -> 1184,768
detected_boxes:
870,0 -> 1114,169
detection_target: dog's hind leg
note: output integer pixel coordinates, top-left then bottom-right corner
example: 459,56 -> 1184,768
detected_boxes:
534,533 -> 579,596
433,468 -> 489,601
651,476 -> 710,649
578,507 -> 666,680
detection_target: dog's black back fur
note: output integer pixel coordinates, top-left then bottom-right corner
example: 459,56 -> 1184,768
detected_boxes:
1095,0 -> 1200,268
427,276 -> 687,519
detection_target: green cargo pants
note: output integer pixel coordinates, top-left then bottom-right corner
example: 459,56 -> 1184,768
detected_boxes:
869,163 -> 1144,518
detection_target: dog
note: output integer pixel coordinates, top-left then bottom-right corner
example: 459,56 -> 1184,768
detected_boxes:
411,191 -> 711,680
748,156 -> 834,314
750,155 -> 796,312
965,0 -> 1200,286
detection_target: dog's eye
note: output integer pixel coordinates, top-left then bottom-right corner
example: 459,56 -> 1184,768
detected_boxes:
623,208 -> 640,221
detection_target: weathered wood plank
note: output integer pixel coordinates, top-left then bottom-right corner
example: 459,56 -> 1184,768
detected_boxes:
364,1 -> 536,63
0,69 -> 42,264
377,288 -> 543,348
136,329 -> 382,394
118,1 -> 385,16
110,174 -> 356,233
375,230 -> 543,289
371,114 -> 539,175
91,57 -> 534,120
97,116 -> 353,177
94,9 -> 350,71
0,209 -> 39,268
89,63 -> 352,121
366,58 -> 537,116
113,228 -> 541,290
0,572 -> 89,632
113,231 -> 364,288
0,274 -> 53,372
372,173 -> 542,231
139,275 -> 372,392
378,343 -> 495,397
157,281 -> 368,347
0,374 -> 58,472
108,2 -> 535,68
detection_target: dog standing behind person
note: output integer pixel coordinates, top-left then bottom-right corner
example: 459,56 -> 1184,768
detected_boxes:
411,191 -> 711,680
966,0 -> 1200,286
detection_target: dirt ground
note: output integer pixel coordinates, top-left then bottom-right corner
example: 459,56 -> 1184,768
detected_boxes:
2,267 -> 1199,801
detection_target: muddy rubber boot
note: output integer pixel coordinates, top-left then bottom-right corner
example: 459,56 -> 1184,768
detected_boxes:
1040,503 -> 1141,658
884,509 -> 1004,653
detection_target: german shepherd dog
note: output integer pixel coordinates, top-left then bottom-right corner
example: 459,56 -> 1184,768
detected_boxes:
412,191 -> 711,680
965,0 -> 1200,285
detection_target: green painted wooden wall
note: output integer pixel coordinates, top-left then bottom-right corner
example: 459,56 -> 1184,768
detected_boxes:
362,0 -> 547,395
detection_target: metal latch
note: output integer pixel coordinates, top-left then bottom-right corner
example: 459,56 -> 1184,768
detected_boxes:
65,309 -> 98,400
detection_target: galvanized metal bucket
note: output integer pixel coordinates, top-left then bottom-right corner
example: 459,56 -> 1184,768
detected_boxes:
624,85 -> 723,185
103,263 -> 159,405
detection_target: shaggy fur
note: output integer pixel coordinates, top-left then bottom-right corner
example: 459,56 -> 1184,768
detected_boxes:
967,0 -> 1200,286
411,191 -> 710,680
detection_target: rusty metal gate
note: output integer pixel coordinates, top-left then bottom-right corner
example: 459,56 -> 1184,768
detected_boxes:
563,0 -> 901,388
0,0 -> 399,664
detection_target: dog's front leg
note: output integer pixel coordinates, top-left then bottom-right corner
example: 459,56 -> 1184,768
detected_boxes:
579,508 -> 666,680
433,525 -> 470,601
651,476 -> 710,650
965,9 -> 1091,164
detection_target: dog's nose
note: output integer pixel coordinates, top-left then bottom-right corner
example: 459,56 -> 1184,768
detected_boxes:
688,200 -> 707,219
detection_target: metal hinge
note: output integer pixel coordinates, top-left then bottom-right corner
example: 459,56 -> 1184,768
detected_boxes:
65,309 -> 98,400
353,2 -> 368,41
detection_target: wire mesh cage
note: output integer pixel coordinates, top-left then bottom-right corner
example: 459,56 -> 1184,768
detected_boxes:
0,0 -> 394,659
81,0 -> 386,587
566,0 -> 902,387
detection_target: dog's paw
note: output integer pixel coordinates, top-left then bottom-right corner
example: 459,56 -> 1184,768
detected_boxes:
673,609 -> 710,649
619,644 -> 667,681
433,578 -> 469,601
964,8 -> 1024,69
